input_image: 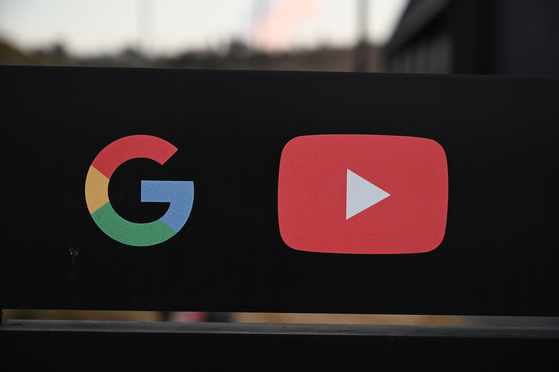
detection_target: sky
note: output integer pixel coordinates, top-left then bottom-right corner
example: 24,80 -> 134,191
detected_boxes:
0,0 -> 408,57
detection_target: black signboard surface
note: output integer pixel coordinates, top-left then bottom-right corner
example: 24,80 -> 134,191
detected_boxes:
1,66 -> 558,315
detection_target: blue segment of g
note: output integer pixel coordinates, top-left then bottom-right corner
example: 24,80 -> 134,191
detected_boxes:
141,180 -> 194,232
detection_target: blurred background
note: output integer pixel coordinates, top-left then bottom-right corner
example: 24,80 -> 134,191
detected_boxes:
0,0 -> 407,71
2,0 -> 559,75
2,0 -> 559,326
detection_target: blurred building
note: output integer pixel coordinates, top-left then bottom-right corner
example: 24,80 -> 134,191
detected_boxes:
384,0 -> 559,76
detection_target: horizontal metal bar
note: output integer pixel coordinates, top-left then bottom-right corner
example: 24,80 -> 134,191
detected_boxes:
2,320 -> 558,370
2,319 -> 559,338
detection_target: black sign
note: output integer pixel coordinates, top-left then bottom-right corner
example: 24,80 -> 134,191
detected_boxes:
1,66 -> 558,315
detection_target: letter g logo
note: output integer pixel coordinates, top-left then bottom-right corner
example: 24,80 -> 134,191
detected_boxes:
85,135 -> 194,246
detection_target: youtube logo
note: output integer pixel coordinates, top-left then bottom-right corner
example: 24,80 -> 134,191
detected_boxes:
277,135 -> 448,254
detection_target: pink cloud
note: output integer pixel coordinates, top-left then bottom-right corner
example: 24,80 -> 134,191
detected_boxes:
252,0 -> 320,52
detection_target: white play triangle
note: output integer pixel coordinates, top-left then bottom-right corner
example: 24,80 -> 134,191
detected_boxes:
346,169 -> 390,220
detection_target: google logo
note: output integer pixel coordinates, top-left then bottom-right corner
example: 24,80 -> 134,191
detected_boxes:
85,135 -> 194,246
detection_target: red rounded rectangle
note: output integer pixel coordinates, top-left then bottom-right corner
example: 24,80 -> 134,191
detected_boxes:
278,135 -> 448,254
